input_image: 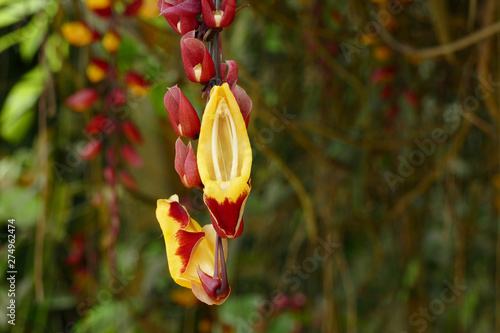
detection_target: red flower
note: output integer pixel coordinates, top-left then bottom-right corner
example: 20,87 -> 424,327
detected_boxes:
106,87 -> 127,107
121,145 -> 143,168
175,138 -> 202,188
201,0 -> 235,28
371,66 -> 396,84
124,0 -> 143,16
86,115 -> 110,135
124,71 -> 149,96
119,170 -> 138,190
232,85 -> 252,127
80,140 -> 102,160
104,166 -> 116,185
180,31 -> 216,83
66,88 -> 99,112
158,0 -> 201,35
122,121 -> 143,144
164,85 -> 201,137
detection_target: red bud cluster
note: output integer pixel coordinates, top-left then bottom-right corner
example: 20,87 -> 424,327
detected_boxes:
61,0 -> 154,194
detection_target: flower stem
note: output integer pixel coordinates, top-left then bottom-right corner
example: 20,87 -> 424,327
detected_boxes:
213,31 -> 221,85
213,233 -> 220,278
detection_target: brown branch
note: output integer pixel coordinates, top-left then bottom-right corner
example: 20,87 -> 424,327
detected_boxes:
382,21 -> 500,59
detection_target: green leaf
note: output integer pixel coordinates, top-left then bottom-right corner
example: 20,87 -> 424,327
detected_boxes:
19,1 -> 58,61
0,0 -> 48,28
44,33 -> 68,72
0,66 -> 47,143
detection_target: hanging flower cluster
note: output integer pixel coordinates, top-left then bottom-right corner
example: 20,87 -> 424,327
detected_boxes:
155,0 -> 253,305
61,0 -> 152,189
61,0 -> 152,269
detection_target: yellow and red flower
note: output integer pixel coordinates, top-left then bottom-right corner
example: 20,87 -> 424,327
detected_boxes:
197,83 -> 252,238
61,21 -> 95,47
156,195 -> 230,305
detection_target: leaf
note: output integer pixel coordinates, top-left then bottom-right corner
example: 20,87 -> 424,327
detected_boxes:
44,33 -> 68,72
0,0 -> 48,28
19,1 -> 58,61
0,66 -> 47,143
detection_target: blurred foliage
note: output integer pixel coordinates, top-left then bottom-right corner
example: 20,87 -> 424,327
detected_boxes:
1,0 -> 500,332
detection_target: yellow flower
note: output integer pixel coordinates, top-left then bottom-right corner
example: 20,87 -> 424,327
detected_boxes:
85,0 -> 111,9
197,83 -> 252,238
61,22 -> 93,47
156,195 -> 230,305
102,30 -> 121,53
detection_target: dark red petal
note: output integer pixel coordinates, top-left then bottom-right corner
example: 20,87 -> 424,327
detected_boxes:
175,138 -> 188,179
205,191 -> 249,238
168,200 -> 191,228
175,229 -> 205,274
183,142 -> 201,188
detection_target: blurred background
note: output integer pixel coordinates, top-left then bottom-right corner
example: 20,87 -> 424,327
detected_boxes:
1,0 -> 499,332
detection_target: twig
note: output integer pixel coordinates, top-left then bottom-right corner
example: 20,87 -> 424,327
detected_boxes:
260,145 -> 318,242
382,21 -> 500,59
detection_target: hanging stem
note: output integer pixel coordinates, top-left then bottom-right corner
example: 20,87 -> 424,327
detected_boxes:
213,234 -> 220,278
218,236 -> 229,295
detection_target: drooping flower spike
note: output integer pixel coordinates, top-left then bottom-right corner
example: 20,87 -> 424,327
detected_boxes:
197,83 -> 252,238
156,195 -> 230,305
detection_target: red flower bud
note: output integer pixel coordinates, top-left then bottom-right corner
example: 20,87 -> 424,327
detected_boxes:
66,88 -> 99,112
164,85 -> 201,137
121,145 -> 143,168
380,85 -> 393,101
122,121 -> 143,144
106,147 -> 117,165
221,60 -> 238,89
158,0 -> 201,35
106,87 -> 127,107
86,115 -> 109,135
404,89 -> 418,108
201,0 -> 235,28
104,166 -> 116,185
80,140 -> 102,160
291,292 -> 307,309
181,32 -> 216,83
232,85 -> 252,127
175,138 -> 202,188
124,0 -> 143,16
272,293 -> 290,313
371,66 -> 396,84
119,170 -> 138,190
125,71 -> 149,96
